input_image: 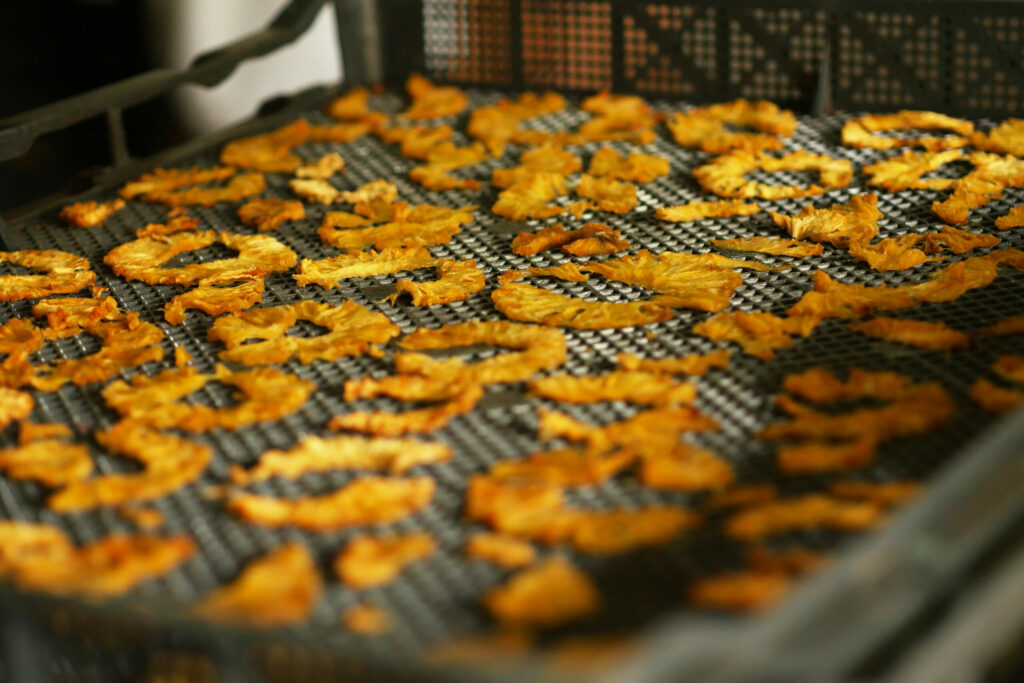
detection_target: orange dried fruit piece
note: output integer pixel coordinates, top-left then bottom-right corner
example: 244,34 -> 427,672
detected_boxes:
492,144 -> 581,188
0,318 -> 45,357
617,350 -> 730,376
982,315 -> 1024,336
105,230 -> 296,286
537,406 -> 718,454
492,172 -> 569,221
164,277 -> 265,325
328,381 -> 484,436
59,198 -> 125,228
33,314 -> 165,388
237,198 -> 305,232
932,152 -> 1024,225
694,150 -> 852,199
575,174 -> 637,214
829,480 -> 922,507
688,571 -> 793,612
561,226 -> 630,257
135,215 -> 199,238
119,166 -> 235,200
861,149 -> 963,191
343,604 -> 391,635
295,246 -> 435,288
971,118 -> 1024,155
334,533 -> 436,590
528,371 -> 696,405
511,222 -> 615,257
31,294 -> 121,339
0,387 -> 32,430
194,544 -> 321,627
639,443 -> 735,491
393,259 -> 486,306
103,365 -> 314,432
692,311 -> 811,360
226,476 -> 435,531
294,152 -> 345,179
484,558 -> 599,627
290,178 -> 340,204
777,436 -> 878,474
841,110 -> 973,150
583,250 -> 774,310
782,367 -> 912,403
587,147 -> 669,183
567,506 -> 700,555
410,141 -> 488,191
466,533 -> 537,569
0,522 -> 194,599
760,382 -> 954,442
848,317 -> 970,350
655,200 -> 761,223
995,204 -> 1024,230
918,225 -> 999,254
787,269 -> 916,320
118,506 -> 164,530
208,299 -> 399,365
378,123 -> 454,159
577,92 -> 660,144
770,193 -> 882,248
339,179 -> 399,205
725,494 -> 883,540
230,434 -> 451,485
970,379 -> 1023,414
0,250 -> 96,301
994,355 -> 1024,384
488,447 -> 637,487
848,236 -> 932,271
468,91 -> 567,156
398,320 -> 568,384
0,437 -> 92,487
220,119 -> 312,172
402,74 -> 468,119
319,203 -> 475,250
141,173 -> 265,207
493,282 -> 674,329
710,236 -> 823,257
19,421 -> 71,445
49,421 -> 211,512
667,99 -> 797,153
326,86 -> 371,120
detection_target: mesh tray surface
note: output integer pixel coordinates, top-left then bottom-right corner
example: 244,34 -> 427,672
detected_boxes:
2,89 -> 1024,663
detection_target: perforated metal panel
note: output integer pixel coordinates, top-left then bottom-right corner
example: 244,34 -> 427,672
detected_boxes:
3,88 -> 1024,680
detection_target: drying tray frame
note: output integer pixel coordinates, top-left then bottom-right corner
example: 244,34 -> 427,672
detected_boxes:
1,1 -> 1024,681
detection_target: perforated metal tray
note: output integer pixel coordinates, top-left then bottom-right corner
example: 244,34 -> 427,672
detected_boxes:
2,88 -> 1024,681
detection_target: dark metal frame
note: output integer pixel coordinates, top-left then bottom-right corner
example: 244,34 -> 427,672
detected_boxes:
1,1 -> 1024,680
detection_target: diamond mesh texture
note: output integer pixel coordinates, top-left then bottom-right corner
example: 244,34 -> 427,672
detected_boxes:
2,90 -> 1024,667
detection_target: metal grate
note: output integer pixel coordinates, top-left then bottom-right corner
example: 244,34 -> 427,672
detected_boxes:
3,89 -> 1024,675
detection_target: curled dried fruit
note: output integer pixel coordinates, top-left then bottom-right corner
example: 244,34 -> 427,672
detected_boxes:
120,166 -> 235,200
0,387 -> 32,430
492,172 -> 569,221
483,558 -> 599,627
226,476 -> 435,531
587,147 -> 669,183
725,495 -> 883,540
105,230 -> 297,286
231,434 -> 451,485
194,544 -> 321,627
393,259 -> 486,306
841,111 -> 972,150
616,350 -> 730,376
465,533 -> 536,569
575,174 -> 637,214
970,379 -> 1023,414
770,194 -> 882,248
528,371 -> 696,405
655,200 -> 761,223
59,198 -> 125,228
492,144 -> 581,188
237,198 -> 305,232
493,282 -> 673,329
164,278 -> 265,325
334,533 -> 436,589
710,236 -> 822,257
294,247 -> 435,288
848,317 -> 970,350
668,99 -> 796,153
0,250 -> 96,301
692,311 -> 812,360
402,74 -> 468,119
694,150 -> 851,199
208,299 -> 399,365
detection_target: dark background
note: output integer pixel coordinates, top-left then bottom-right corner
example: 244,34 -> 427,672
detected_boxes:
0,1 -> 188,214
